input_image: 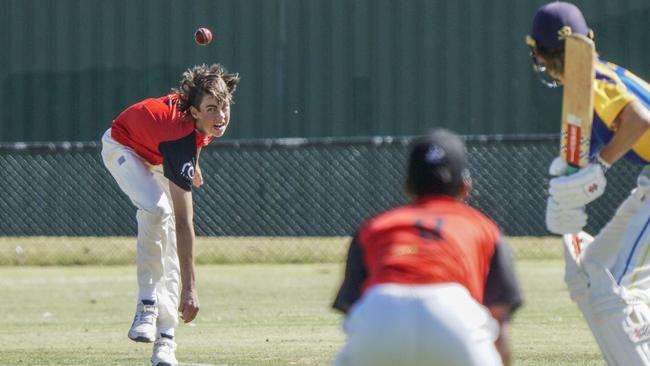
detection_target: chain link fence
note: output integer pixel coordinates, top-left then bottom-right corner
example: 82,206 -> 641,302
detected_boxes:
0,135 -> 642,264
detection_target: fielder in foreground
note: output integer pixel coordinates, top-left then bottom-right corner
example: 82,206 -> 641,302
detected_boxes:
332,129 -> 522,366
101,64 -> 239,366
527,2 -> 650,363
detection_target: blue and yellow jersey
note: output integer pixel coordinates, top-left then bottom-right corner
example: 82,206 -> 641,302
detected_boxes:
591,60 -> 650,164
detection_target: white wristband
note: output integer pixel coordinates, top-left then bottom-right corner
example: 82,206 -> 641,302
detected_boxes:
595,154 -> 611,173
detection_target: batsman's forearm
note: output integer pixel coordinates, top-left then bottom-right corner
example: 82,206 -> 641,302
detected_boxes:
176,220 -> 196,289
601,101 -> 650,165
600,125 -> 645,165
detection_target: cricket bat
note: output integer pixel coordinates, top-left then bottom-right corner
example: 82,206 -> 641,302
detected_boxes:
560,33 -> 596,175
560,33 -> 596,255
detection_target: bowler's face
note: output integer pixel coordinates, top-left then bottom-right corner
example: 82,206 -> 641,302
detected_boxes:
192,95 -> 231,137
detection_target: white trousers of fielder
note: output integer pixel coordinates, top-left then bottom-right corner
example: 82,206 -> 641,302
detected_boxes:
564,166 -> 650,365
101,128 -> 180,333
333,283 -> 502,366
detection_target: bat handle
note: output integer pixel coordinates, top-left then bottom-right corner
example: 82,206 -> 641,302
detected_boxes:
567,165 -> 580,175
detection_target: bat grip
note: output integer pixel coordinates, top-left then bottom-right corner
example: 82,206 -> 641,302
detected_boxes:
567,165 -> 580,175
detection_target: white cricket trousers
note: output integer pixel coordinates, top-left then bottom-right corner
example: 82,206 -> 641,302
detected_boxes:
101,128 -> 180,332
577,169 -> 650,290
334,283 -> 502,366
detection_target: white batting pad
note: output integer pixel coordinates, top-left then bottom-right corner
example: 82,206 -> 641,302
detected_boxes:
587,269 -> 650,365
609,174 -> 650,289
563,232 -> 618,364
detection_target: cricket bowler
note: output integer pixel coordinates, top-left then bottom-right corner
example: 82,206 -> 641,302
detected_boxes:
527,2 -> 650,364
101,64 -> 239,366
332,129 -> 523,366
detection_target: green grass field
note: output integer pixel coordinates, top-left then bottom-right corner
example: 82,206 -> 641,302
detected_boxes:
0,258 -> 603,365
0,236 -> 564,266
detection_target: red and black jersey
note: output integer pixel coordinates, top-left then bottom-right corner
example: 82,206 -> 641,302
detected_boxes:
333,195 -> 522,314
111,94 -> 214,191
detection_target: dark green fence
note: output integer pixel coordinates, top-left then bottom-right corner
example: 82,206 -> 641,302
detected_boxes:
3,0 -> 650,141
0,135 -> 640,238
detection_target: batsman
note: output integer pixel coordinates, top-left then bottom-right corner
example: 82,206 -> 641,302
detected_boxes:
527,1 -> 650,364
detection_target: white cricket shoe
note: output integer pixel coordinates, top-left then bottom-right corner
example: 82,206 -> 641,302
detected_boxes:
151,337 -> 178,366
127,301 -> 158,343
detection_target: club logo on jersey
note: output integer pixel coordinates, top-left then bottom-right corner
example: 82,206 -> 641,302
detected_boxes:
181,161 -> 195,181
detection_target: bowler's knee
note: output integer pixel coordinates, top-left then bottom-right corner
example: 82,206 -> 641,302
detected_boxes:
139,197 -> 173,224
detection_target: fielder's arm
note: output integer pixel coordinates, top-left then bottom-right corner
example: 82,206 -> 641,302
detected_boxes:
483,240 -> 522,366
599,100 -> 650,165
169,181 -> 200,322
489,305 -> 513,366
332,234 -> 366,314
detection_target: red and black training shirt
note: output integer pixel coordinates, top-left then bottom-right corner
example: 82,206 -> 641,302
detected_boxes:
111,94 -> 213,191
333,195 -> 522,314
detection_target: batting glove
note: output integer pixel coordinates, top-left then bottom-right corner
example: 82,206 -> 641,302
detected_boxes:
548,157 -> 568,176
549,162 -> 606,209
546,197 -> 588,234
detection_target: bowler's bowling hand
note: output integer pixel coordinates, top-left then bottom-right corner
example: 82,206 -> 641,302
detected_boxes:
179,287 -> 200,323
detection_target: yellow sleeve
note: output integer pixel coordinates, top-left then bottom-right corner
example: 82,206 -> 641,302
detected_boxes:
593,79 -> 636,127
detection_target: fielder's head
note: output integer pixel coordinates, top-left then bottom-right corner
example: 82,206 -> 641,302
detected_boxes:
406,129 -> 471,200
526,1 -> 594,87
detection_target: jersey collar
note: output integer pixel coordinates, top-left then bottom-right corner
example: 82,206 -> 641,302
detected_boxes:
414,195 -> 461,206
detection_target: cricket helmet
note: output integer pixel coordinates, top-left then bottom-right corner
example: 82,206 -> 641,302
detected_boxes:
526,1 -> 593,50
525,2 -> 594,88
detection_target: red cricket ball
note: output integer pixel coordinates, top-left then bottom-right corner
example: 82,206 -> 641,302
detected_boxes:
194,27 -> 213,46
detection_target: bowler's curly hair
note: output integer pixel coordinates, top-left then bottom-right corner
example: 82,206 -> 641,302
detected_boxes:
173,63 -> 240,113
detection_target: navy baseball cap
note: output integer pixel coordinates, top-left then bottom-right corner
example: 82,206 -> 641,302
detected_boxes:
407,129 -> 469,197
527,1 -> 591,49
